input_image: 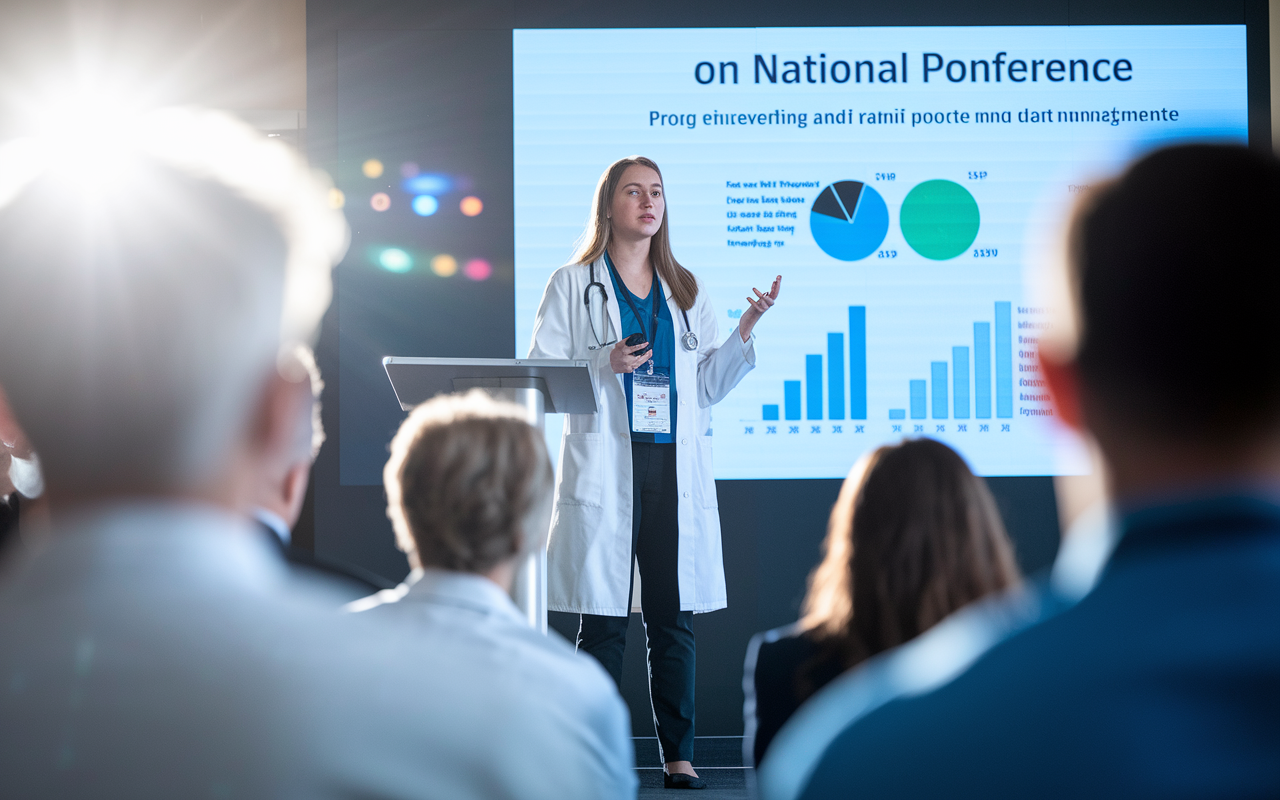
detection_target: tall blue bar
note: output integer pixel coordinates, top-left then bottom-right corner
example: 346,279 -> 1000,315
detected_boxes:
909,380 -> 927,419
806,355 -> 823,419
953,346 -> 970,419
827,333 -> 845,420
995,302 -> 1013,418
849,306 -> 867,419
931,361 -> 948,419
784,381 -> 802,420
763,405 -> 779,420
974,322 -> 992,419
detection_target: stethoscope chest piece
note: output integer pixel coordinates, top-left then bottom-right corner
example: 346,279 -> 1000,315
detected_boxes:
681,331 -> 699,351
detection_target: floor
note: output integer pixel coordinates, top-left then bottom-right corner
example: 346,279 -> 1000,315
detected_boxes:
635,736 -> 751,799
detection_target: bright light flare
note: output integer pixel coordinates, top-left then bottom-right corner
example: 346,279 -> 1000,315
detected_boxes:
403,173 -> 450,195
460,196 -> 483,216
379,248 -> 412,272
0,102 -> 351,351
412,195 -> 438,216
15,89 -> 153,193
464,259 -> 492,281
431,254 -> 457,277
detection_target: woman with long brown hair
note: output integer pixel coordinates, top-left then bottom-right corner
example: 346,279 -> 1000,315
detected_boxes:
529,156 -> 781,788
743,438 -> 1020,765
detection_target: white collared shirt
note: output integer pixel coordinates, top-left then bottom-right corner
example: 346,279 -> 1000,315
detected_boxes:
253,506 -> 291,546
0,502 -> 635,799
350,567 -> 638,800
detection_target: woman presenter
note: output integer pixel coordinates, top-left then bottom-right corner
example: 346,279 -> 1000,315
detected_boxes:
529,156 -> 780,789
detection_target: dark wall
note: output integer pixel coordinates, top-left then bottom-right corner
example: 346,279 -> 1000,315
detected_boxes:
305,0 -> 1270,736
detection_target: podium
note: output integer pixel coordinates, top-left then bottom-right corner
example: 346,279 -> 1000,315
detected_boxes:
383,356 -> 597,632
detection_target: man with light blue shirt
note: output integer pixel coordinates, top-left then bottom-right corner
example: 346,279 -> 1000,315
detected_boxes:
760,144 -> 1280,799
348,390 -> 637,800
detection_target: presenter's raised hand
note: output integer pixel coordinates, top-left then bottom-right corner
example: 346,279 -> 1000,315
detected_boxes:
610,338 -> 653,373
738,275 -> 781,342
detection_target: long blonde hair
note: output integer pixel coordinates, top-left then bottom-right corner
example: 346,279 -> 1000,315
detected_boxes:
570,156 -> 699,311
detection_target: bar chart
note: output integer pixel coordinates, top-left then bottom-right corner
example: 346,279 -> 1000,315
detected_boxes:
763,306 -> 867,421
888,302 -> 1013,421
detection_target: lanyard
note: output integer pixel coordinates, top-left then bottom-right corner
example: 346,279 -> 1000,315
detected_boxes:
603,254 -> 695,350
606,254 -> 661,348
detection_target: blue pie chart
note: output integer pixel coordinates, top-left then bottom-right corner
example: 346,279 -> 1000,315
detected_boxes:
809,181 -> 889,261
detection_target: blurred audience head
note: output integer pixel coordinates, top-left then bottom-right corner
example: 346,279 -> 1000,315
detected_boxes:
384,390 -> 554,585
801,438 -> 1019,673
0,108 -> 346,502
1042,144 -> 1280,488
251,344 -> 325,530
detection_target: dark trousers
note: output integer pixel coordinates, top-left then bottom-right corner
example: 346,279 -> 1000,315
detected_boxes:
578,441 -> 696,764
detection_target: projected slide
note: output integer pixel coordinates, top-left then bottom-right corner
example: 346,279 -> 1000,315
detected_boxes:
513,25 -> 1247,478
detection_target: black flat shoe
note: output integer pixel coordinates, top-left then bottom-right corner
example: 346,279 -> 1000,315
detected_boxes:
663,772 -> 707,790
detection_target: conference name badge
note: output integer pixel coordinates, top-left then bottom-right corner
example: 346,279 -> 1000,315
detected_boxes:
632,371 -> 671,434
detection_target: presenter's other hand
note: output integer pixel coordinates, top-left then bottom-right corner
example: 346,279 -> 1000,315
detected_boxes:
611,339 -> 654,373
738,275 -> 781,342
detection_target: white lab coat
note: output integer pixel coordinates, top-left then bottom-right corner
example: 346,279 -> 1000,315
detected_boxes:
528,256 -> 756,616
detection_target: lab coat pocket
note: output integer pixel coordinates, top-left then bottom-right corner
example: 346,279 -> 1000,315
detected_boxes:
557,433 -> 605,508
695,436 -> 719,509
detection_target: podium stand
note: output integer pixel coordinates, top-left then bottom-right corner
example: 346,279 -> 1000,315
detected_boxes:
383,356 -> 597,633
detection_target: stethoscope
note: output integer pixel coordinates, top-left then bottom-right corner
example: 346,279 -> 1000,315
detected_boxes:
585,258 -> 698,352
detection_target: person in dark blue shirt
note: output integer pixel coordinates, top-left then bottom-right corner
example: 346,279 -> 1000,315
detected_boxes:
759,144 -> 1280,799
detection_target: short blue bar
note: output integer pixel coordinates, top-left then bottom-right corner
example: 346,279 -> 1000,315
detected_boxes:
974,322 -> 992,419
995,301 -> 1013,418
931,361 -> 948,419
763,404 -> 779,421
889,409 -> 906,420
909,380 -> 927,419
849,307 -> 867,419
806,355 -> 823,420
784,381 -> 802,420
827,333 -> 845,421
953,346 -> 970,419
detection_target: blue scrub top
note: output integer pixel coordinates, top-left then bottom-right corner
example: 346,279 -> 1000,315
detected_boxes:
606,253 -> 678,444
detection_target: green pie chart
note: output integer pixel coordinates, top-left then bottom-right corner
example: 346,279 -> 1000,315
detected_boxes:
900,180 -> 981,260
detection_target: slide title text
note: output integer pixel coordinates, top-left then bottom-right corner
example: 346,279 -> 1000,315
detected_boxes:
693,53 -> 1133,86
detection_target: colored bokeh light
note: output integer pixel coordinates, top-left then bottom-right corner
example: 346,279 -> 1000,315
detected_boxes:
459,196 -> 483,216
371,192 -> 391,211
403,173 -> 451,195
401,162 -> 420,178
431,254 -> 458,277
464,258 -> 493,281
362,159 -> 384,178
412,195 -> 439,216
328,188 -> 346,209
379,248 -> 412,272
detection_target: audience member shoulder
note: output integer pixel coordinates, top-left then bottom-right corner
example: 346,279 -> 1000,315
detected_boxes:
758,583 -> 1056,800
